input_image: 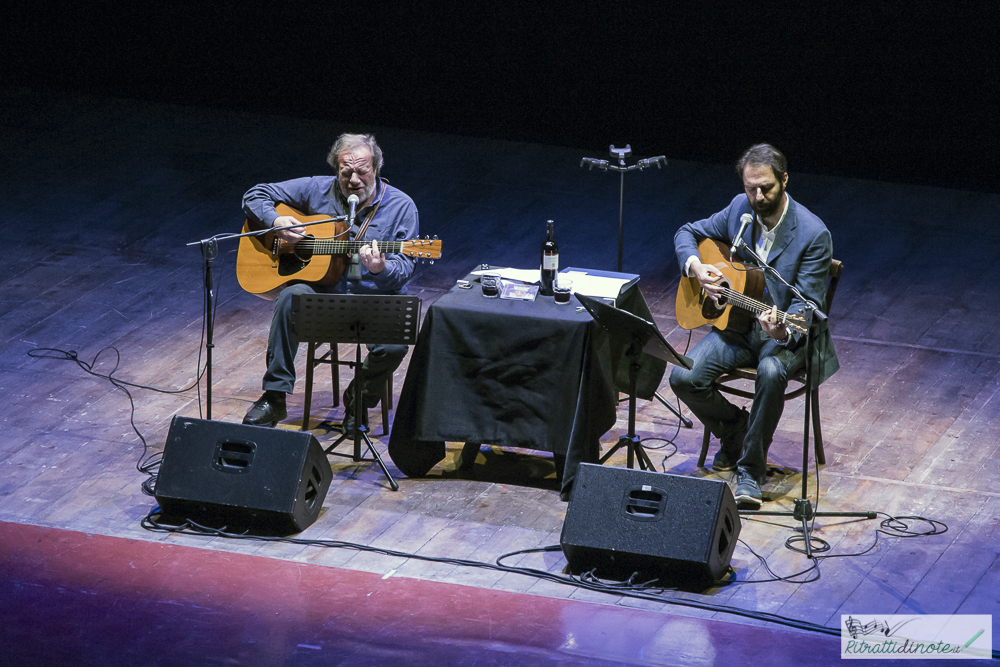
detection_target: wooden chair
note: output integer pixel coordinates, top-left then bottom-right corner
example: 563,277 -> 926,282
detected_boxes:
301,343 -> 392,434
697,259 -> 843,468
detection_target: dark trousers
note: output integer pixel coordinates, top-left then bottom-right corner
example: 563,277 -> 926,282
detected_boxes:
262,283 -> 408,407
668,323 -> 806,478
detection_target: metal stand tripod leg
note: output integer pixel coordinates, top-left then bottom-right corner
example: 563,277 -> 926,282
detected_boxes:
324,342 -> 399,491
599,433 -> 655,470
653,391 -> 693,428
326,426 -> 400,492
600,357 -> 656,470
618,392 -> 691,428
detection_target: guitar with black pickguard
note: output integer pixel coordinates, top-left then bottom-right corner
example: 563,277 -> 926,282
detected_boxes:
236,204 -> 442,300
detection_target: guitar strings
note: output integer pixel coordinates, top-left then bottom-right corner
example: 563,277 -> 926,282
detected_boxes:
719,287 -> 805,333
299,240 -> 407,253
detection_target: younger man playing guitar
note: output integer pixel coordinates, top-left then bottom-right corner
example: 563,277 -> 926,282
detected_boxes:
669,144 -> 838,508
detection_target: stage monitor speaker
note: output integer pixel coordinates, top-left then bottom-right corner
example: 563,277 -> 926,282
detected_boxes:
155,416 -> 333,534
560,463 -> 741,585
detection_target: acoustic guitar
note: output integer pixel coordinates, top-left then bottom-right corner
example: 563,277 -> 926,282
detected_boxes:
674,238 -> 807,334
236,204 -> 442,300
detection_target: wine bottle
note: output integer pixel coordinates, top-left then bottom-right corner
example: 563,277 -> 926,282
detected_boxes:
540,219 -> 558,296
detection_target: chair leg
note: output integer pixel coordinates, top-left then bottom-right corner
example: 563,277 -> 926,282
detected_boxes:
302,342 -> 317,431
380,377 -> 391,435
811,388 -> 825,465
698,425 -> 711,468
331,343 -> 341,407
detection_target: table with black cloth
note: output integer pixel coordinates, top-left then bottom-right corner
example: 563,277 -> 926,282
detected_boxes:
387,272 -> 667,497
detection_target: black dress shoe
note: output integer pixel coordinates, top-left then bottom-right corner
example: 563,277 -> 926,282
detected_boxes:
343,380 -> 381,410
340,408 -> 369,434
242,391 -> 287,427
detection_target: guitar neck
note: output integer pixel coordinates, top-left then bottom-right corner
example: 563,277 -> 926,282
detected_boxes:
300,239 -> 406,255
720,287 -> 805,334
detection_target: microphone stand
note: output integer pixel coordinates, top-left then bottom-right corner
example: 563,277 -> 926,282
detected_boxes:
731,237 -> 874,555
581,145 -> 689,428
200,238 -> 217,420
185,215 -> 347,420
581,144 -> 666,273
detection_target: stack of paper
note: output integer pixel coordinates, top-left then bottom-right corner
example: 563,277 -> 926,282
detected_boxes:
468,266 -> 639,300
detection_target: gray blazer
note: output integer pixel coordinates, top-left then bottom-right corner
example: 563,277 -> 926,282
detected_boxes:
674,193 -> 840,387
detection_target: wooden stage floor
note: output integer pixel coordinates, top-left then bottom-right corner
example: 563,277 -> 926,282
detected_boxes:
1,87 -> 998,664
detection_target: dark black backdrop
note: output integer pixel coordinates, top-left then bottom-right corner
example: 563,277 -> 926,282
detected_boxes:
5,1 -> 998,190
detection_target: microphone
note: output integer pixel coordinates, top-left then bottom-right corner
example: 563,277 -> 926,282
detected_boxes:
347,194 -> 360,227
731,213 -> 753,258
636,156 -> 667,170
580,157 -> 609,171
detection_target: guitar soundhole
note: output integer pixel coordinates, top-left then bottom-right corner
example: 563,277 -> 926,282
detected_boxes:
292,236 -> 315,262
700,278 -> 729,319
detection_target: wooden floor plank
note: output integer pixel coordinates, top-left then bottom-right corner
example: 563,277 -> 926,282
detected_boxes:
829,482 -> 984,618
771,475 -> 901,627
4,87 -> 1000,649
899,495 -> 1000,615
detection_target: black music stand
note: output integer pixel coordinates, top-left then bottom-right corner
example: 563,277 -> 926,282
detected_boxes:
576,293 -> 692,470
291,294 -> 422,492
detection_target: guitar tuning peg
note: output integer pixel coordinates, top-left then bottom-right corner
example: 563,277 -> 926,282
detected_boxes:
432,235 -> 439,240
429,260 -> 435,265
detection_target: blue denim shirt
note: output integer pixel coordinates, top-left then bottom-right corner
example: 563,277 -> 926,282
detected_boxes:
242,176 -> 419,294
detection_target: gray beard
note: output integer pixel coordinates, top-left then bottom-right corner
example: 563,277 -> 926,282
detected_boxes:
335,180 -> 377,213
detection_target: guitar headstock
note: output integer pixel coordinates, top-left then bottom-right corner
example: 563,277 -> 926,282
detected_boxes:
402,237 -> 442,261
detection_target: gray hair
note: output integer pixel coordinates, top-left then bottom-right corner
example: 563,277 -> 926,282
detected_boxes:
326,133 -> 384,174
736,143 -> 787,180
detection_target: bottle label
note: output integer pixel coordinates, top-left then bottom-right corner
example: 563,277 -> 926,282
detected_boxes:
542,254 -> 559,271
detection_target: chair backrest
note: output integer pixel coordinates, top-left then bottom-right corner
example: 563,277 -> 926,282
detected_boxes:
825,259 -> 843,316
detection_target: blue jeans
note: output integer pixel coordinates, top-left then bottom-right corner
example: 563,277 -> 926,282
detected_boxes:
263,283 -> 408,406
669,324 -> 807,478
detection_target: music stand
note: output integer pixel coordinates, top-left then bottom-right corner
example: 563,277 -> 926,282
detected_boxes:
576,293 -> 692,470
291,294 -> 422,491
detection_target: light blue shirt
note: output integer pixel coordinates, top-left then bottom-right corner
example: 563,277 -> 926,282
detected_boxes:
242,176 -> 419,294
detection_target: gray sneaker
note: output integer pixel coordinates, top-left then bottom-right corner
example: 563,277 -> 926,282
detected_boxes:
734,468 -> 763,509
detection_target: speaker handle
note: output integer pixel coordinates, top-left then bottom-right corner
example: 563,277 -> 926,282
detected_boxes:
211,439 -> 257,474
621,485 -> 667,522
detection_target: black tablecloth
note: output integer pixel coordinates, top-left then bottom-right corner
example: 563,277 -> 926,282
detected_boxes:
387,275 -> 666,495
